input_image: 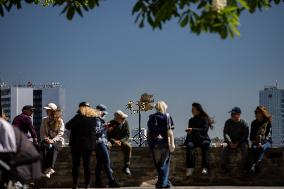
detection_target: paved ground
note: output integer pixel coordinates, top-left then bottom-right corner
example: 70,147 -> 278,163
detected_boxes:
43,187 -> 284,189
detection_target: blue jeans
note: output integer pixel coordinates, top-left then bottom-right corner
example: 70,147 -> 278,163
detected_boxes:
151,144 -> 171,188
252,142 -> 271,163
95,142 -> 114,184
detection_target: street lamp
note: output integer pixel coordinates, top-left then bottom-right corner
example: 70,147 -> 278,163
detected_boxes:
126,93 -> 154,147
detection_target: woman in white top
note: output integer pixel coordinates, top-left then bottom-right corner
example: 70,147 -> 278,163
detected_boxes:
40,103 -> 65,178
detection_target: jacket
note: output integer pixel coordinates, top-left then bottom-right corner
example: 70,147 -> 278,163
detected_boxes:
107,120 -> 130,144
250,119 -> 272,144
65,108 -> 98,151
223,119 -> 249,144
185,115 -> 211,144
40,116 -> 65,143
12,113 -> 37,140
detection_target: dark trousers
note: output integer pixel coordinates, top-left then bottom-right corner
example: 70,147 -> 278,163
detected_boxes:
151,144 -> 171,188
221,141 -> 249,170
185,140 -> 210,169
41,143 -> 59,171
95,142 -> 114,185
71,149 -> 93,186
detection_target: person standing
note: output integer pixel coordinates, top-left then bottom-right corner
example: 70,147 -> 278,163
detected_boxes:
66,102 -> 98,189
250,106 -> 272,173
40,103 -> 65,178
94,104 -> 120,188
107,110 -> 132,175
12,105 -> 38,144
147,101 -> 175,189
221,107 -> 249,172
184,103 -> 213,176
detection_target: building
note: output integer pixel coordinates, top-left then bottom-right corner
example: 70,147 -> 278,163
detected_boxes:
0,82 -> 65,138
131,128 -> 148,147
260,85 -> 284,147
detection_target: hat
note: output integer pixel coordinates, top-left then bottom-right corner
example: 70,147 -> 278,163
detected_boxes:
229,107 -> 242,114
114,110 -> 128,119
22,105 -> 35,112
79,102 -> 91,107
96,104 -> 108,115
43,103 -> 58,111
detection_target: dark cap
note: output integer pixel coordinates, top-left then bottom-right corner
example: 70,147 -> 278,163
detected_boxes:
79,102 -> 91,107
96,104 -> 108,115
229,107 -> 242,114
22,105 -> 35,112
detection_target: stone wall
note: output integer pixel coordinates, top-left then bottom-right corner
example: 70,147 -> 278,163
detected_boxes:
39,147 -> 284,188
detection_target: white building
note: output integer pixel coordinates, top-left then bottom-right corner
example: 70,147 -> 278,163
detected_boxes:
260,85 -> 284,147
131,128 -> 148,147
0,82 -> 65,138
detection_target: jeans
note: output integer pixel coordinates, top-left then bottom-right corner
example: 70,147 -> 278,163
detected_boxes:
252,142 -> 271,163
185,140 -> 210,169
221,141 -> 249,170
41,143 -> 59,171
108,141 -> 132,167
95,142 -> 114,184
151,144 -> 171,188
71,149 -> 93,186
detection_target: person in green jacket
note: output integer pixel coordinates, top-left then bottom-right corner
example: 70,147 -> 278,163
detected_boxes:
107,110 -> 132,176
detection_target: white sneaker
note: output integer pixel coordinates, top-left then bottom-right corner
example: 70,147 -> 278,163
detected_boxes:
186,168 -> 194,176
45,172 -> 51,178
49,168 -> 55,175
202,168 -> 208,175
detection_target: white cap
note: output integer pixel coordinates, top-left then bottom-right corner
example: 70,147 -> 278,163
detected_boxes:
43,103 -> 58,111
114,110 -> 128,119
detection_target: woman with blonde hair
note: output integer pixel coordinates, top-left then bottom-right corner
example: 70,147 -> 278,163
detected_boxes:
147,100 -> 175,189
40,103 -> 65,178
249,105 -> 272,173
66,102 -> 102,189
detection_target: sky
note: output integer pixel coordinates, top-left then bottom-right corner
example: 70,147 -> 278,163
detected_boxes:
0,1 -> 284,138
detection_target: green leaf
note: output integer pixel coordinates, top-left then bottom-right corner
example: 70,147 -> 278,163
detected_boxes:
88,0 -> 95,9
132,1 -> 141,15
238,0 -> 250,10
74,6 -> 83,17
0,5 -> 4,16
67,7 -> 75,20
180,15 -> 188,28
60,5 -> 68,14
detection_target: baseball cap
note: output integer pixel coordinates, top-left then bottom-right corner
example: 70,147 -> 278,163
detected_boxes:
43,103 -> 58,111
22,105 -> 35,112
114,110 -> 128,119
229,107 -> 242,114
79,102 -> 91,107
96,104 -> 108,115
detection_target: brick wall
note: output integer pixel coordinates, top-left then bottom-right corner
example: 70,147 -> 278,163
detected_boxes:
39,147 -> 284,188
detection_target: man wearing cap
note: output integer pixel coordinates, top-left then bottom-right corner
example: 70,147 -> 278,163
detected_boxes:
107,110 -> 132,175
12,105 -> 38,144
221,107 -> 249,172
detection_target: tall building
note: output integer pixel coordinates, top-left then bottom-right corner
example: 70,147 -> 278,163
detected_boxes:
260,85 -> 284,147
0,82 -> 65,138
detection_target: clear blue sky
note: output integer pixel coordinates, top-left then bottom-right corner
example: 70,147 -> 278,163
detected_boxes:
1,1 -> 284,138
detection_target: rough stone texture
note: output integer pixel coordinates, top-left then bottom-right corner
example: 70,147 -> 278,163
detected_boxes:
39,147 -> 284,188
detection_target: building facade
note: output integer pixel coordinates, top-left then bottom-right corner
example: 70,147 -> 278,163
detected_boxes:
0,82 -> 65,138
260,85 -> 284,147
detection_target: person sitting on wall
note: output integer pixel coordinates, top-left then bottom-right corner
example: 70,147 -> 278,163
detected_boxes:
107,110 -> 132,176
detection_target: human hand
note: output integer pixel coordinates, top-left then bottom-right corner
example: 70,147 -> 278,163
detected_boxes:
114,140 -> 121,146
185,128 -> 193,134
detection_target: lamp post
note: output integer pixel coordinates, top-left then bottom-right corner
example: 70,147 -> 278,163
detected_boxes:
126,93 -> 154,147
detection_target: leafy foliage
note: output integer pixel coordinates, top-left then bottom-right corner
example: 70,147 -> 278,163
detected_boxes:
0,0 -> 283,39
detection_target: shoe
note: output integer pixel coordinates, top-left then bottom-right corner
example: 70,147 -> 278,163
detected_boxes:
250,163 -> 256,173
85,185 -> 91,189
186,168 -> 194,176
202,168 -> 208,175
44,172 -> 51,178
95,184 -> 107,188
123,167 -> 131,176
49,168 -> 55,175
109,180 -> 120,188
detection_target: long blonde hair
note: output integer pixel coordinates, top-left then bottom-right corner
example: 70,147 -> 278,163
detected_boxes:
78,106 -> 99,117
48,109 -> 63,131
